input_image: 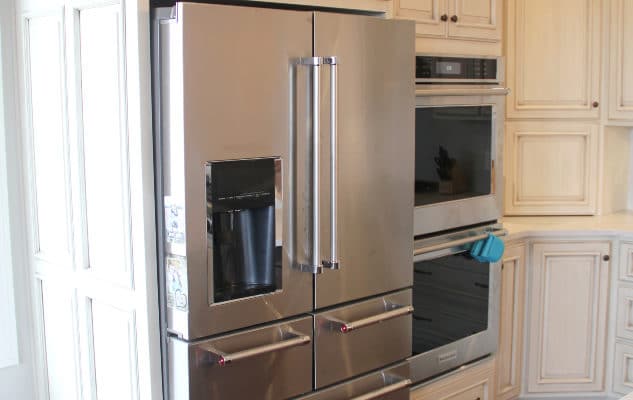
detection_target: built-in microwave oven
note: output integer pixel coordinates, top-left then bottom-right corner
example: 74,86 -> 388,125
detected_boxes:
414,55 -> 508,236
409,224 -> 505,383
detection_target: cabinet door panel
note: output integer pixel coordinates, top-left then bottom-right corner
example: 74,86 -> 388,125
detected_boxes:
506,0 -> 601,119
608,0 -> 633,121
394,0 -> 447,38
411,357 -> 494,400
448,0 -> 501,41
526,242 -> 609,393
496,244 -> 525,400
504,121 -> 598,215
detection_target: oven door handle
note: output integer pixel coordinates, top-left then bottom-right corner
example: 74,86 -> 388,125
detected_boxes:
327,304 -> 414,333
199,330 -> 311,366
413,228 -> 508,257
349,375 -> 412,400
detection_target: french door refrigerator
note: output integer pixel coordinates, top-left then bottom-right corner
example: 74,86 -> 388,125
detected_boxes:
152,3 -> 414,399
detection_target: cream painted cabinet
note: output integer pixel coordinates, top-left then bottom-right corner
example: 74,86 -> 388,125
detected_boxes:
495,243 -> 525,400
395,0 -> 501,41
411,357 -> 495,400
526,241 -> 610,393
608,0 -> 633,122
504,121 -> 599,215
613,240 -> 633,396
505,0 -> 602,119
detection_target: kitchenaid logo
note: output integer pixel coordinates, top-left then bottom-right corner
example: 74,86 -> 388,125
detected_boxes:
217,191 -> 272,201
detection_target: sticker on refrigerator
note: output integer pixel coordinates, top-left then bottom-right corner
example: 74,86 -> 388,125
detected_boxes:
166,256 -> 188,311
164,197 -> 185,244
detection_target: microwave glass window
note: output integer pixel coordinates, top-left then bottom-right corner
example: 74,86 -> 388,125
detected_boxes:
412,253 -> 489,355
415,106 -> 492,207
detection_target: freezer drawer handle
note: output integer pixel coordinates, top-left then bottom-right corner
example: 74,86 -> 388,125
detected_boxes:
349,376 -> 412,400
330,304 -> 414,334
199,331 -> 311,366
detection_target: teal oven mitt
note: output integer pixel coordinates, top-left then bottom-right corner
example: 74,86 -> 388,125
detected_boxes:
470,233 -> 505,263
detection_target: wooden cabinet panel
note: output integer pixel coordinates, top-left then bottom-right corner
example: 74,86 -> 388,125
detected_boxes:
411,357 -> 495,400
495,244 -> 525,400
613,341 -> 633,395
526,241 -> 609,393
504,121 -> 598,215
394,0 -> 447,37
609,0 -> 633,121
617,286 -> 633,341
620,242 -> 633,282
448,0 -> 501,41
506,0 -> 601,119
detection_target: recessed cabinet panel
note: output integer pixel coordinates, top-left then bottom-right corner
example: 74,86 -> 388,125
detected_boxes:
506,0 -> 601,119
496,244 -> 525,400
620,242 -> 633,282
527,241 -> 609,393
617,286 -> 633,341
77,4 -> 133,286
394,0 -> 447,37
613,341 -> 633,395
26,13 -> 73,265
504,122 -> 598,215
609,0 -> 633,121
410,357 -> 494,400
449,0 -> 501,41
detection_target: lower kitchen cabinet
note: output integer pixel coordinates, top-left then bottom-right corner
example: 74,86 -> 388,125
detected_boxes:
411,357 -> 495,400
525,241 -> 610,393
495,243 -> 526,400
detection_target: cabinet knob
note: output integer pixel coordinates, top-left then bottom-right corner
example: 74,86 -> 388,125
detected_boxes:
592,101 -> 599,108
603,255 -> 610,262
440,14 -> 448,21
451,15 -> 458,22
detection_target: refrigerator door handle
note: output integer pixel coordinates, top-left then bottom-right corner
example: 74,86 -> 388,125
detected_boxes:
198,330 -> 311,366
298,56 -> 323,275
349,375 -> 412,400
326,304 -> 414,333
322,56 -> 339,271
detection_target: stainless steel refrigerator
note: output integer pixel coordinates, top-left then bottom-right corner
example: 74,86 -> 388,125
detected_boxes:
152,3 -> 414,399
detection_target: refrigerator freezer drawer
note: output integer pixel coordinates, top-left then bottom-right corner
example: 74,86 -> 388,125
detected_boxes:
314,289 -> 412,388
296,362 -> 411,400
168,316 -> 313,400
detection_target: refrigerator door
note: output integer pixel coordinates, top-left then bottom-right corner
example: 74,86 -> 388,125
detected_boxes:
157,3 -> 313,339
313,13 -> 415,307
169,316 -> 313,400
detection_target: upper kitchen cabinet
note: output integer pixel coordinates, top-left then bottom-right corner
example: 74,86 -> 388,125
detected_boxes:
395,0 -> 503,56
608,0 -> 633,122
506,0 -> 602,119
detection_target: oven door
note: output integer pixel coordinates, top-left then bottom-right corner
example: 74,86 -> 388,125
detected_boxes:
409,225 -> 503,383
413,89 -> 507,236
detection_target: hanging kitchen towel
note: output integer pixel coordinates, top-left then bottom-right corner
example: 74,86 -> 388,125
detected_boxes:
470,233 -> 505,263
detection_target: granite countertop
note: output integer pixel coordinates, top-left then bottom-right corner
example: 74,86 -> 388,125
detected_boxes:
501,211 -> 633,239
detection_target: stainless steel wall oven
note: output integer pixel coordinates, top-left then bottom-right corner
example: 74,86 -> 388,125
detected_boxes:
414,55 -> 508,236
409,224 -> 505,383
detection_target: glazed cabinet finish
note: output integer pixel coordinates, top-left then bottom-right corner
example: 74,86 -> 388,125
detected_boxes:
411,357 -> 495,400
504,121 -> 599,215
613,240 -> 633,396
526,241 -> 610,393
394,0 -> 501,41
608,0 -> 633,121
506,0 -> 602,120
495,244 -> 525,400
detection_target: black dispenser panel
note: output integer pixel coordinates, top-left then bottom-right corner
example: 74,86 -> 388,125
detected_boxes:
206,158 -> 282,303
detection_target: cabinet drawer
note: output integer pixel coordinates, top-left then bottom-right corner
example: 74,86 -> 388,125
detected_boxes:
613,341 -> 633,395
620,242 -> 633,282
314,289 -> 412,388
411,357 -> 494,400
617,286 -> 633,341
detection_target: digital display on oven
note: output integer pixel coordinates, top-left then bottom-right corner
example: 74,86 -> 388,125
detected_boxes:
437,61 -> 461,75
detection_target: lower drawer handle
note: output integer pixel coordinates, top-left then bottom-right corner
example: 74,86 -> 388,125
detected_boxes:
349,378 -> 412,400
199,331 -> 311,366
336,305 -> 414,333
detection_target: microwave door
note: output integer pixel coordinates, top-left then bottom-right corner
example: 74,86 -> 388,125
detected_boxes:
313,12 -> 415,308
156,3 -> 314,340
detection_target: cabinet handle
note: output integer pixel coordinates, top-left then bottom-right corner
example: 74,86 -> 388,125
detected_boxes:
440,14 -> 448,21
592,101 -> 599,108
603,255 -> 610,262
451,15 -> 458,22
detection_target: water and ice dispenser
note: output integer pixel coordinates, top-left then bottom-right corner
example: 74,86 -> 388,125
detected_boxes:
206,158 -> 282,303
